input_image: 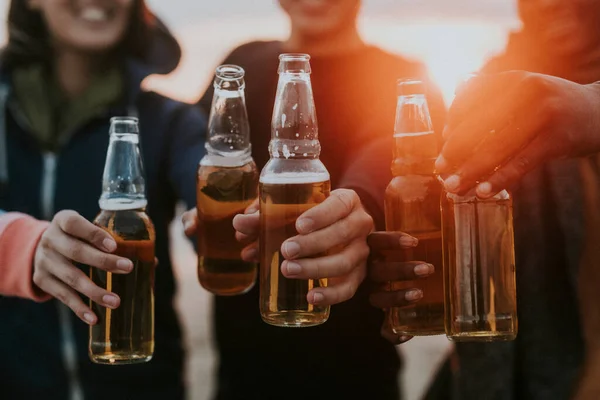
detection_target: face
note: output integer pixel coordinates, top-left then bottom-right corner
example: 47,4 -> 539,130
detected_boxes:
278,0 -> 361,38
519,0 -> 600,56
29,0 -> 134,53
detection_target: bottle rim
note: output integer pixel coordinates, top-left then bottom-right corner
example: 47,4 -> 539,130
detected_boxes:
397,78 -> 426,96
279,53 -> 310,61
110,116 -> 139,124
215,64 -> 245,81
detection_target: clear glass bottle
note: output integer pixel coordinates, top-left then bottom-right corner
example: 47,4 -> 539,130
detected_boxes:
442,188 -> 518,341
89,117 -> 156,364
259,54 -> 331,327
385,79 -> 445,336
197,65 -> 259,296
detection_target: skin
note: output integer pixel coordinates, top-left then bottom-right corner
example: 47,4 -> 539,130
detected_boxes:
30,0 -> 136,324
436,72 -> 600,197
519,0 -> 600,58
184,189 -> 374,306
278,0 -> 365,56
28,0 -> 134,98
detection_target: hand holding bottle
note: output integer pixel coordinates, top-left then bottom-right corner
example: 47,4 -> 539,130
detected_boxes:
437,71 -> 600,197
232,189 -> 373,306
367,231 -> 435,345
33,210 -> 132,325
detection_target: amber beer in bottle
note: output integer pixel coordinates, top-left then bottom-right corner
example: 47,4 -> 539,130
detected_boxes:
442,189 -> 518,341
384,79 -> 445,336
197,65 -> 259,295
89,117 -> 156,364
259,54 -> 330,327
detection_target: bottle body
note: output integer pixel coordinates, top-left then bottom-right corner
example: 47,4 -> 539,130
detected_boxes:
442,190 -> 518,341
385,174 -> 444,335
196,64 -> 259,295
259,165 -> 330,327
89,208 -> 156,364
384,80 -> 445,335
196,160 -> 258,295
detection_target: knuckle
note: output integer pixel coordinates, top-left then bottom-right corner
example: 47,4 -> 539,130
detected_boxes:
337,219 -> 352,241
334,190 -> 355,215
69,243 -> 83,261
32,270 -> 45,287
39,234 -> 52,250
62,213 -> 80,233
64,271 -> 82,289
54,289 -> 70,305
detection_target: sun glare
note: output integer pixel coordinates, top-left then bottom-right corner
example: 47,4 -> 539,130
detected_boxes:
361,18 -> 513,104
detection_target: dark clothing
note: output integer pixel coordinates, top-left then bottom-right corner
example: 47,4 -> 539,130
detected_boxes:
198,40 -> 446,400
0,27 -> 206,400
428,32 -> 593,400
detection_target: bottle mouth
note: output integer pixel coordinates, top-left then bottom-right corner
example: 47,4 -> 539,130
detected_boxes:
110,116 -> 139,135
397,78 -> 426,96
216,64 -> 245,80
278,53 -> 311,74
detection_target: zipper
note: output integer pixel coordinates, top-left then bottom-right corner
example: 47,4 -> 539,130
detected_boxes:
40,152 -> 84,400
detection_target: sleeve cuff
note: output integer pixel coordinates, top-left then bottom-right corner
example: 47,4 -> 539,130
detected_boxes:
0,214 -> 51,302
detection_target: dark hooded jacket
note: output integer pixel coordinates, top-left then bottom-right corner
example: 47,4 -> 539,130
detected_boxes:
0,17 -> 206,400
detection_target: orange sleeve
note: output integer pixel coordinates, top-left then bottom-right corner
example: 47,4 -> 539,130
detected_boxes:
0,213 -> 51,302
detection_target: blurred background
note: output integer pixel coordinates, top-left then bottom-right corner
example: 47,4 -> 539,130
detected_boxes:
0,1 -> 518,399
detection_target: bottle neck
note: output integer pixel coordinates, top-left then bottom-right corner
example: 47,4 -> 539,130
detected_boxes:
269,71 -> 320,160
392,94 -> 437,175
99,132 -> 147,211
206,84 -> 252,162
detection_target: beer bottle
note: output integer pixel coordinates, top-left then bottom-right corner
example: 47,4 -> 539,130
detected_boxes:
89,117 -> 156,364
259,54 -> 330,327
384,79 -> 445,336
197,65 -> 259,295
442,189 -> 518,341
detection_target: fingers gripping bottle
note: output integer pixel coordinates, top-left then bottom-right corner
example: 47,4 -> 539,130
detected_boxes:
259,54 -> 331,327
197,65 -> 259,295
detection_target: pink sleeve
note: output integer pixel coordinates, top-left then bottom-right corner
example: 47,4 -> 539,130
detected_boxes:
0,213 -> 51,302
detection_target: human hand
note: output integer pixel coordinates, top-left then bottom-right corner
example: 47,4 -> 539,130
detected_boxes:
436,71 -> 600,197
367,231 -> 436,345
234,189 -> 374,306
33,210 -> 134,325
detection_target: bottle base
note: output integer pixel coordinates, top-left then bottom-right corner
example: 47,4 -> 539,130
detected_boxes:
198,258 -> 257,296
447,331 -> 517,342
261,310 -> 329,328
89,351 -> 153,365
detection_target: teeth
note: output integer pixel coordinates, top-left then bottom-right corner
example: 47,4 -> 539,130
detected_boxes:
80,7 -> 108,22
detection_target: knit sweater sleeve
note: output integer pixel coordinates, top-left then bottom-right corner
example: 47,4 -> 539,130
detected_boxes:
0,212 -> 51,302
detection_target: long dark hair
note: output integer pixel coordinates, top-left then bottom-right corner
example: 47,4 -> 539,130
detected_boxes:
3,0 -> 155,70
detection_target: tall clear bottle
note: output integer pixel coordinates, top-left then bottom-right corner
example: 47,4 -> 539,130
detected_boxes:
385,79 -> 445,336
442,188 -> 518,341
89,117 -> 156,364
197,65 -> 259,296
259,54 -> 331,327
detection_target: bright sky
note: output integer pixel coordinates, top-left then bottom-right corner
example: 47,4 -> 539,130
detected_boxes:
0,1 -> 520,104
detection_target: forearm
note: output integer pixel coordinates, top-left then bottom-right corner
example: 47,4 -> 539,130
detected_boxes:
0,213 -> 51,301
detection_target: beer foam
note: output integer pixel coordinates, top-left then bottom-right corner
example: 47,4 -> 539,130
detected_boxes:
99,198 -> 148,211
259,172 -> 330,184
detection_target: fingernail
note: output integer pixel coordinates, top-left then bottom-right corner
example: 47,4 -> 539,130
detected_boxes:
242,247 -> 258,261
183,219 -> 192,232
444,175 -> 461,192
435,155 -> 448,171
83,312 -> 96,324
102,238 -> 116,252
296,218 -> 314,234
405,289 -> 423,301
102,294 -> 119,309
283,241 -> 301,258
399,235 -> 418,247
414,263 -> 434,276
117,259 -> 133,272
311,292 -> 325,304
285,262 -> 302,276
476,182 -> 493,197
